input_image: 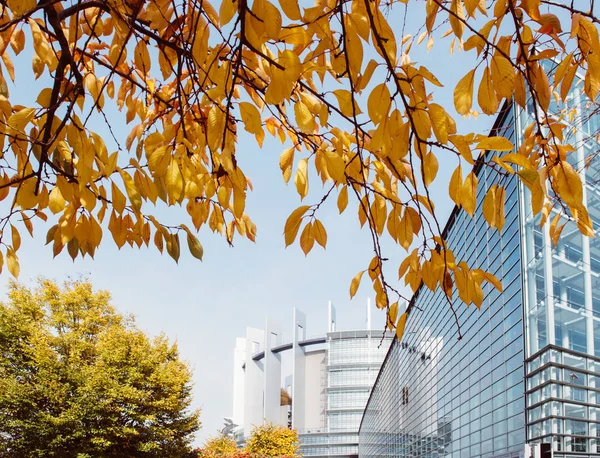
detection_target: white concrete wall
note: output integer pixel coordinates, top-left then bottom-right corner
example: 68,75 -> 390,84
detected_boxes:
303,348 -> 327,429
244,327 -> 265,435
292,308 -> 307,429
264,318 -> 283,425
232,337 -> 247,427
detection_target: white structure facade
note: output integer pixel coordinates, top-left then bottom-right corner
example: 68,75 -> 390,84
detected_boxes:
230,301 -> 393,458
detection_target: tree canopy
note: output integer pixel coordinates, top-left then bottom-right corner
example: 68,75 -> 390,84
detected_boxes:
0,279 -> 200,458
244,423 -> 299,457
200,435 -> 240,456
1,1 -> 599,334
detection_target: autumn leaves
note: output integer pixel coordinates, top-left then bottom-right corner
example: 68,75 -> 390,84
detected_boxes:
1,0 -> 599,345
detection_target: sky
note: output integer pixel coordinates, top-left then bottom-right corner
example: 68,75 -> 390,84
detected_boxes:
3,3 -> 498,446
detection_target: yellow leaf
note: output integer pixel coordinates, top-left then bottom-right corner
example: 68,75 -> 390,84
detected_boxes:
449,164 -> 463,206
8,0 -> 36,16
396,312 -> 408,340
475,136 -> 514,151
464,0 -> 479,16
422,151 -> 438,186
294,101 -> 315,134
553,160 -> 583,210
461,172 -> 478,216
279,147 -> 294,184
220,0 -> 238,26
278,0 -> 301,20
36,88 -> 53,107
532,63 -> 551,111
333,90 -> 360,118
8,107 -> 36,133
111,182 -> 126,214
349,270 -> 365,299
166,159 -> 184,202
367,83 -> 391,125
482,184 -> 497,228
186,232 -> 204,260
284,205 -> 310,247
398,210 -> 413,250
134,40 -> 151,73
11,225 -> 21,251
148,146 -> 171,177
495,185 -> 506,232
324,150 -> 346,183
239,102 -> 262,135
502,153 -> 533,169
454,69 -> 476,115
346,28 -> 363,78
166,232 -> 181,263
49,187 -> 66,214
6,249 -> 19,278
119,170 -> 142,212
300,222 -> 315,255
449,0 -> 465,39
429,103 -> 455,144
264,1 -> 282,40
387,301 -> 398,330
337,186 -> 348,214
295,158 -> 308,199
490,54 -> 515,99
477,66 -> 499,115
313,219 -> 327,248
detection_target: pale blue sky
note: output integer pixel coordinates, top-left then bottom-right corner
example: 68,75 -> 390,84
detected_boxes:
3,5 -> 498,446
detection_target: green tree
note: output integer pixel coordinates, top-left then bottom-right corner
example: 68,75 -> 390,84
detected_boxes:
0,279 -> 200,458
245,423 -> 299,457
200,435 -> 239,456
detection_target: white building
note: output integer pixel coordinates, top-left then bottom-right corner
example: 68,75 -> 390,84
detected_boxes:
230,301 -> 393,458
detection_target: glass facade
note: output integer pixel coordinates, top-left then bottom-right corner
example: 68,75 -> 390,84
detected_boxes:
522,65 -> 600,456
359,64 -> 600,458
359,105 -> 525,458
526,346 -> 600,456
301,330 -> 392,457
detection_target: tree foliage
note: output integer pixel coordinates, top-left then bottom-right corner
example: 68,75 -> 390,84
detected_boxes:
280,388 -> 292,406
1,1 -> 600,332
200,435 -> 240,456
0,279 -> 200,458
244,423 -> 299,457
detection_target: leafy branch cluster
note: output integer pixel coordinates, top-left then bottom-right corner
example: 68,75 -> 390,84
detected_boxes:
0,0 -> 599,336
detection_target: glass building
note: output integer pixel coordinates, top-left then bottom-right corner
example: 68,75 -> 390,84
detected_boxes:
358,66 -> 600,458
230,302 -> 392,458
300,330 -> 392,458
